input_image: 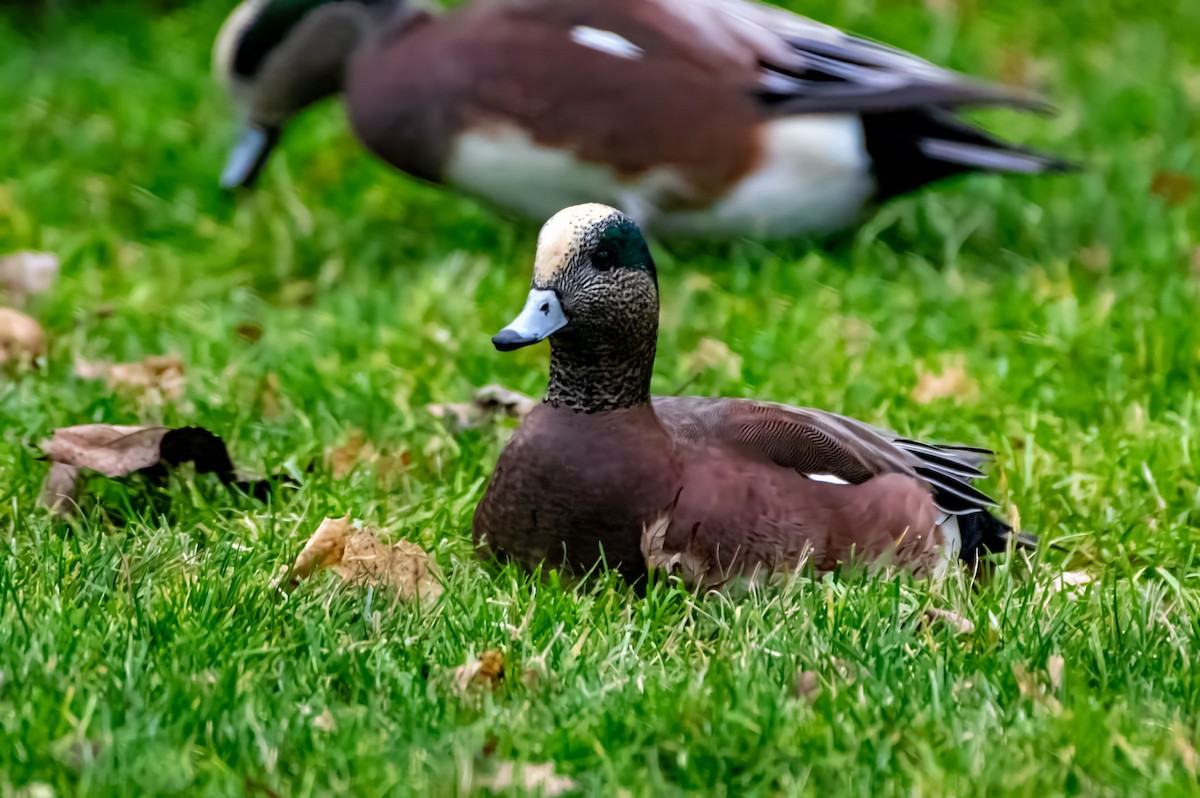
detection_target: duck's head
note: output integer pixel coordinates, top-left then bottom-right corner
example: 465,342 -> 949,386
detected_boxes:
494,204 -> 660,354
214,0 -> 401,189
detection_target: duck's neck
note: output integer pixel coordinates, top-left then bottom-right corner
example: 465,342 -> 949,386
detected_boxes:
546,333 -> 657,414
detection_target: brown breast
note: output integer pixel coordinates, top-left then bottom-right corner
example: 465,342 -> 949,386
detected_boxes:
472,402 -> 683,582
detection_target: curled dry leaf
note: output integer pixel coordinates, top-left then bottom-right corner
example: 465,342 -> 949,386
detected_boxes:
450,649 -> 506,695
1150,170 -> 1195,207
911,356 -> 979,405
37,424 -> 280,515
923,607 -> 976,636
277,515 -> 442,604
0,307 -> 45,367
1174,723 -> 1199,779
428,384 -> 536,431
325,430 -> 411,483
680,337 -> 742,382
794,670 -> 821,702
1049,570 -> 1095,598
75,354 -> 186,403
1046,654 -> 1065,692
0,251 -> 59,301
476,761 -> 577,797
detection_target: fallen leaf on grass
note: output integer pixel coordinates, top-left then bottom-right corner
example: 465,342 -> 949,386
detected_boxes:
793,658 -> 857,703
428,384 -> 536,430
476,761 -> 577,797
449,649 -> 506,695
1151,170 -> 1195,207
309,705 -> 338,729
1047,654 -> 1065,691
923,607 -> 976,635
75,354 -> 186,403
1012,661 -> 1062,710
235,322 -> 263,343
0,307 -> 45,367
1173,723 -> 1199,779
37,424 -> 280,515
680,337 -> 742,383
0,251 -> 59,301
275,515 -> 442,603
794,670 -> 821,702
1049,570 -> 1095,598
325,430 -> 411,482
911,356 -> 979,404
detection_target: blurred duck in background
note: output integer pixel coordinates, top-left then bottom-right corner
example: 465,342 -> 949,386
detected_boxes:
215,0 -> 1070,238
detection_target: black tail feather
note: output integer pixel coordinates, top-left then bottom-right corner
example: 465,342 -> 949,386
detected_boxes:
957,510 -> 1038,569
863,108 -> 1074,200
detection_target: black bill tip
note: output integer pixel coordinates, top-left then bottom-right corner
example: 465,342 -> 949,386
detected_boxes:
492,329 -> 537,352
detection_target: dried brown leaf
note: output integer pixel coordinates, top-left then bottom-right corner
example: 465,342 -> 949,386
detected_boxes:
1049,570 -> 1095,598
0,251 -> 59,301
37,424 -> 275,515
450,649 -> 506,695
477,761 -> 577,797
1174,723 -> 1199,779
794,670 -> 821,702
1012,661 -> 1039,699
41,425 -> 172,477
326,432 -> 372,479
257,373 -> 282,419
75,354 -> 186,403
911,356 -> 978,404
278,515 -> 442,603
235,322 -> 263,343
39,463 -> 83,515
1151,170 -> 1195,207
680,337 -> 742,382
474,384 -> 537,419
0,307 -> 45,367
428,384 -> 536,430
311,708 -> 337,733
923,607 -> 976,636
1047,654 -> 1065,691
1078,244 -> 1112,273
324,431 -> 411,483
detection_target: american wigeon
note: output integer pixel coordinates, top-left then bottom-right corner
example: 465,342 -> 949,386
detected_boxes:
215,0 -> 1069,238
472,204 -> 1034,587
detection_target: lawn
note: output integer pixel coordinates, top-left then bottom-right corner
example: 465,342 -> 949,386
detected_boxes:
1,0 -> 1199,795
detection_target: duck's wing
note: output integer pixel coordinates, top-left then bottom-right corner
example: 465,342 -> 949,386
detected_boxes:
652,0 -> 1050,115
652,396 -> 997,516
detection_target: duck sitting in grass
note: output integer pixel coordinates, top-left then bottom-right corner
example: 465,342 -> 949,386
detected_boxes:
472,204 -> 1034,588
214,0 -> 1069,239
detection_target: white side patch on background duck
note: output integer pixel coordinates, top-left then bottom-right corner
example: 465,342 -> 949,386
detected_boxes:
445,124 -> 687,227
654,114 -> 874,238
570,26 -> 644,60
445,116 -> 871,238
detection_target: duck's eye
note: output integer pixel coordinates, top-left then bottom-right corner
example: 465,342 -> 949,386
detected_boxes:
593,246 -> 614,271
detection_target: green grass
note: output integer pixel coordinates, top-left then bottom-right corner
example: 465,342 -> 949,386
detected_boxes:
1,0 -> 1199,794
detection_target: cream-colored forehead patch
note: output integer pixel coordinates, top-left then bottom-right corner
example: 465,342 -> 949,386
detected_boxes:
533,203 -> 620,284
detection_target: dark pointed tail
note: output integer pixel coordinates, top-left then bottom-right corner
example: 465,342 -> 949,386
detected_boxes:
957,509 -> 1040,569
863,108 -> 1075,200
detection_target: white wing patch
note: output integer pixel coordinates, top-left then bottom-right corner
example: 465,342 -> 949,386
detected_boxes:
570,26 -> 644,60
806,473 -> 850,485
